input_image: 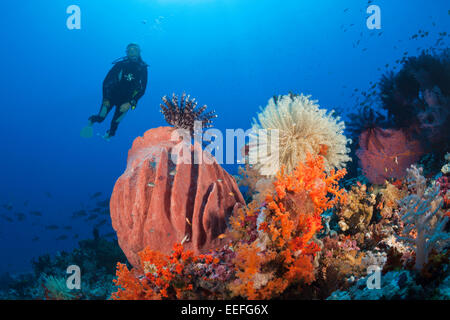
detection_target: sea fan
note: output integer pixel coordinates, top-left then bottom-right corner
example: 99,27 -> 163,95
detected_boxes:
347,106 -> 390,143
249,93 -> 351,176
160,93 -> 217,134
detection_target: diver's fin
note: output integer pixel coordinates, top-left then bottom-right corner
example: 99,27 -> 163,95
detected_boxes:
97,132 -> 111,142
80,125 -> 93,138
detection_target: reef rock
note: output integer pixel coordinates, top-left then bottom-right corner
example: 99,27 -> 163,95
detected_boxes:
356,128 -> 424,184
327,270 -> 422,300
110,126 -> 245,268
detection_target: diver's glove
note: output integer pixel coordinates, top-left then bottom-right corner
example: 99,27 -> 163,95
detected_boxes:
130,99 -> 137,110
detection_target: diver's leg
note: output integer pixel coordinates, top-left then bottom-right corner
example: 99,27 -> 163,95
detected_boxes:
106,105 -> 128,137
89,99 -> 112,124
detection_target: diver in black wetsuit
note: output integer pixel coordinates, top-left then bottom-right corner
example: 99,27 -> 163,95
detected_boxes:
86,43 -> 148,140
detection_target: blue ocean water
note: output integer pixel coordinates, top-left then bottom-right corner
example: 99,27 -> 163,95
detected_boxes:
0,0 -> 448,275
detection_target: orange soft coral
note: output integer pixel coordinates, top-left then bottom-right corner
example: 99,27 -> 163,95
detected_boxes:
112,243 -> 212,300
229,154 -> 347,299
112,263 -> 161,300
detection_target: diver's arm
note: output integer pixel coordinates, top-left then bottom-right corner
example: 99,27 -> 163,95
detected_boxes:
131,66 -> 148,105
102,62 -> 122,96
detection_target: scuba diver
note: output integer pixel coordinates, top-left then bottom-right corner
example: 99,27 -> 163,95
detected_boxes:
81,43 -> 148,140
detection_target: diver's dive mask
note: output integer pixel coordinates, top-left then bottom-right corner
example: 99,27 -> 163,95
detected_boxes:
126,44 -> 141,60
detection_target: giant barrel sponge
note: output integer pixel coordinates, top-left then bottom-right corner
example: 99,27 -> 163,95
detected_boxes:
110,126 -> 244,268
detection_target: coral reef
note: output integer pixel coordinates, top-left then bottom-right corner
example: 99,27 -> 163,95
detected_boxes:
397,165 -> 450,271
379,50 -> 450,131
348,50 -> 450,186
106,56 -> 450,300
442,153 -> 450,175
237,163 -> 274,204
378,50 -> 450,152
437,153 -> 450,210
112,242 -> 237,300
111,154 -> 348,300
249,93 -> 351,176
328,270 -> 423,300
41,275 -> 80,300
0,231 -> 126,300
160,93 -> 217,133
329,250 -> 450,300
336,183 -> 376,234
109,150 -> 450,300
110,126 -> 245,269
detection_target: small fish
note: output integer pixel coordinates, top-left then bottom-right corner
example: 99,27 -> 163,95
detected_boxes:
181,234 -> 190,245
229,192 -> 234,197
63,225 -> 73,230
394,156 -> 398,165
95,219 -> 107,228
97,199 -> 109,207
32,236 -> 40,242
218,233 -> 227,239
45,192 -> 53,198
104,232 -> 116,238
0,214 -> 13,223
45,225 -> 59,230
86,214 -> 98,221
169,170 -> 177,176
384,168 -> 388,173
73,234 -> 79,239
72,210 -> 87,218
30,211 -> 43,217
14,212 -> 26,221
56,235 -> 68,241
147,182 -> 156,187
90,192 -> 102,199
186,218 -> 191,226
217,179 -> 223,183
344,8 -> 349,12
